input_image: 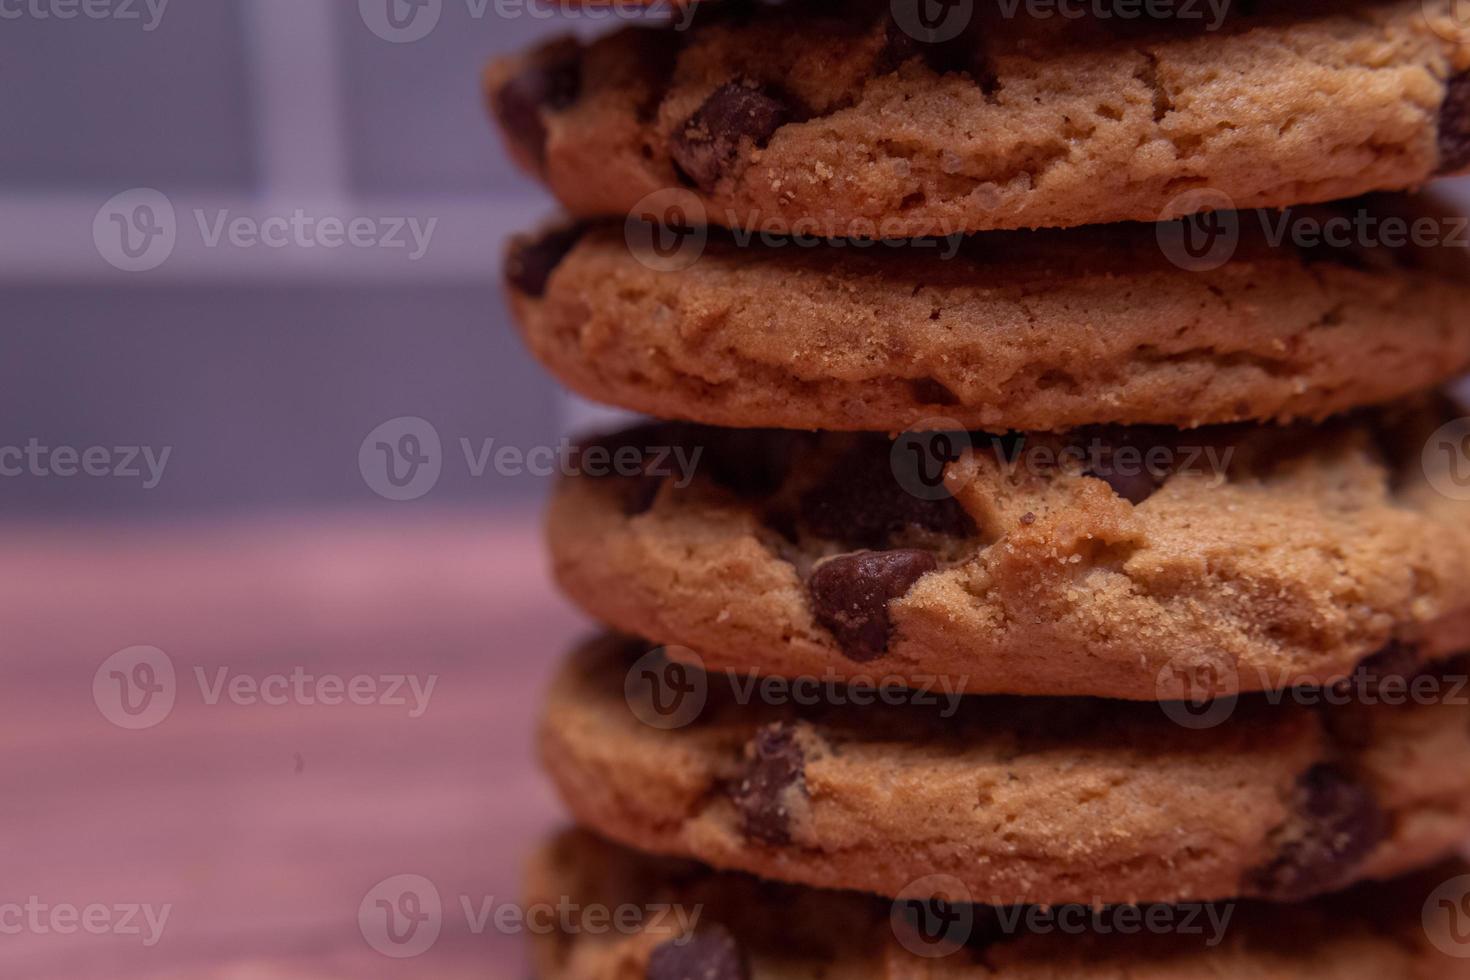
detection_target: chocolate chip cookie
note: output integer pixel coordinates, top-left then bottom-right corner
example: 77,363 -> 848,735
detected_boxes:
504,197 -> 1470,431
539,636 -> 1470,906
485,0 -> 1470,236
529,829 -> 1470,979
546,399 -> 1470,700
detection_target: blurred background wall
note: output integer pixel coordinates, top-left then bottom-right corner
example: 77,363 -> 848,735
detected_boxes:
0,1 -> 632,519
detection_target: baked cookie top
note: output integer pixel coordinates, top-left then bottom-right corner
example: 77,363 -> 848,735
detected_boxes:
486,0 -> 1470,235
547,398 -> 1470,699
539,635 -> 1470,906
504,196 -> 1470,431
528,828 -> 1470,978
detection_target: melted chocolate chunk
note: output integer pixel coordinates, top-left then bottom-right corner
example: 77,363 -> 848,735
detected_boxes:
1075,426 -> 1181,505
879,5 -> 986,77
1247,765 -> 1388,902
800,438 -> 976,549
807,549 -> 938,661
505,224 -> 587,297
670,80 -> 792,192
646,925 -> 748,980
492,46 -> 582,170
1083,467 -> 1161,506
1439,70 -> 1470,175
730,722 -> 806,845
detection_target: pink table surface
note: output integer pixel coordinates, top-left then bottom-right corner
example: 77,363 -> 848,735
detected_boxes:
0,507 -> 586,979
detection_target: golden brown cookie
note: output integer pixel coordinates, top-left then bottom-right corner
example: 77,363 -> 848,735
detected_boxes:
486,0 -> 1470,236
546,400 -> 1470,700
504,197 -> 1470,431
528,829 -> 1470,979
539,635 -> 1470,906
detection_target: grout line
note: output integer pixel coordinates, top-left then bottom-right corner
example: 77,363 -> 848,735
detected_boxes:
239,0 -> 350,201
0,192 -> 552,283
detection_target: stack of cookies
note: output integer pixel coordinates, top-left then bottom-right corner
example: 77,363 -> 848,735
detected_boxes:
486,0 -> 1470,975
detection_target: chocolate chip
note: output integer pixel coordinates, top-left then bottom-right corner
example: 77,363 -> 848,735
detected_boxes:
646,925 -> 748,980
623,475 -> 665,515
730,722 -> 806,845
670,80 -> 792,193
1084,467 -> 1161,506
879,7 -> 985,78
1439,70 -> 1470,175
492,46 -> 582,170
910,377 -> 961,406
1247,765 -> 1388,902
799,438 -> 976,549
807,549 -> 937,661
505,224 -> 587,298
1075,427 -> 1179,505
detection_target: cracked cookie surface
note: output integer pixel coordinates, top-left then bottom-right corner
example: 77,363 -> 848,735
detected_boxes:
486,0 -> 1470,235
547,401 -> 1470,700
539,636 -> 1470,906
529,830 -> 1470,979
504,197 -> 1470,431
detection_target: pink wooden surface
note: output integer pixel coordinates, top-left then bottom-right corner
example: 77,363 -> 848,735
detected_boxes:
0,508 -> 585,978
